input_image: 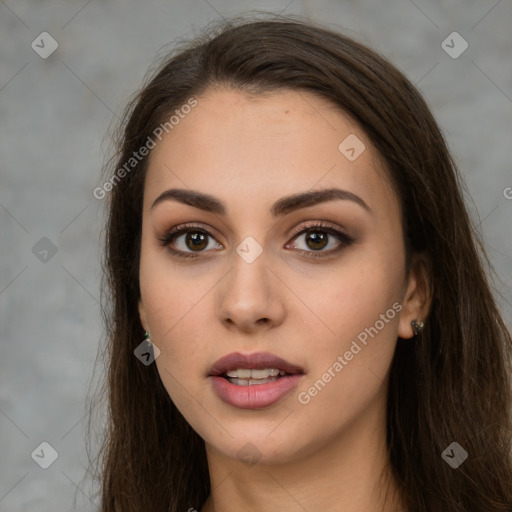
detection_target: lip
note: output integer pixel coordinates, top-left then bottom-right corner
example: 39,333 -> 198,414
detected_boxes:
208,351 -> 305,410
209,351 -> 304,376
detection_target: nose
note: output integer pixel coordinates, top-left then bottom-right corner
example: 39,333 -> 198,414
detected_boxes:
216,250 -> 286,333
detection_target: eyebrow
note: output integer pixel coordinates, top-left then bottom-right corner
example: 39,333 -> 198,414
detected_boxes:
150,187 -> 372,217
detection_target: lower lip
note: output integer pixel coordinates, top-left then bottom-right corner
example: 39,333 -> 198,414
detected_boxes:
209,374 -> 304,409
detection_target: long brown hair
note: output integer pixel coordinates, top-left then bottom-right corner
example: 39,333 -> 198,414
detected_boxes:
85,15 -> 512,512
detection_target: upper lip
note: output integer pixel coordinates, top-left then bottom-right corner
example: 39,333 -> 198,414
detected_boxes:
209,352 -> 305,376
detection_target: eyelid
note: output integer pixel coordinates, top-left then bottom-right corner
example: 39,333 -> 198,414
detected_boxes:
288,220 -> 347,239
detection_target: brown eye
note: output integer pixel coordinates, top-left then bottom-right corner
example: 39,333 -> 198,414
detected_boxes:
303,230 -> 329,251
288,223 -> 354,258
157,224 -> 222,259
184,231 -> 208,251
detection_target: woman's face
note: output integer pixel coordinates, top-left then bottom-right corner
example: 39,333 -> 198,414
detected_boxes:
138,87 -> 416,466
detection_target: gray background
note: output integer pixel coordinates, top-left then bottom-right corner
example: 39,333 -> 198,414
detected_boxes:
1,0 -> 511,510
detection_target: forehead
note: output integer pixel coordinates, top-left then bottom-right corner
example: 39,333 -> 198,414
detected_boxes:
144,87 -> 398,221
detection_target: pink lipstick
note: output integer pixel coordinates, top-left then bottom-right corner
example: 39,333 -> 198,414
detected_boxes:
208,352 -> 305,409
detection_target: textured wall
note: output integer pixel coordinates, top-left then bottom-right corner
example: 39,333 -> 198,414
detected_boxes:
1,0 -> 511,510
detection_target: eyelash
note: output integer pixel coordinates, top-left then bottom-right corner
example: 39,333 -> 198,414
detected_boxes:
157,221 -> 355,260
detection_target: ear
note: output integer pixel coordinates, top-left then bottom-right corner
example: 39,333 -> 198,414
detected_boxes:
397,252 -> 434,339
138,298 -> 149,333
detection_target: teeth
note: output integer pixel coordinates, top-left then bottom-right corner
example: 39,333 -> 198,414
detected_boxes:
225,368 -> 286,379
228,376 -> 281,386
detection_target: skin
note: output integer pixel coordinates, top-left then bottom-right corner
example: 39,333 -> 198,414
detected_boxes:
138,87 -> 432,511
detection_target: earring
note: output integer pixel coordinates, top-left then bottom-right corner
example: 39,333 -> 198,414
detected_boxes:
144,331 -> 153,345
411,319 -> 424,336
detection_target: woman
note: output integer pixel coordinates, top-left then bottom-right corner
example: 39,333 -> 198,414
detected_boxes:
89,16 -> 512,512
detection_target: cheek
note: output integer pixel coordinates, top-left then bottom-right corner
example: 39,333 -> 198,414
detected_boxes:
295,272 -> 401,433
140,278 -> 208,360
138,253 -> 215,388
313,257 -> 402,341
297,250 -> 404,403
139,234 -> 209,339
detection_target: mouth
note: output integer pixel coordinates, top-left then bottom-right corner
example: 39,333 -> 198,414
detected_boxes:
209,351 -> 305,384
208,351 -> 305,409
